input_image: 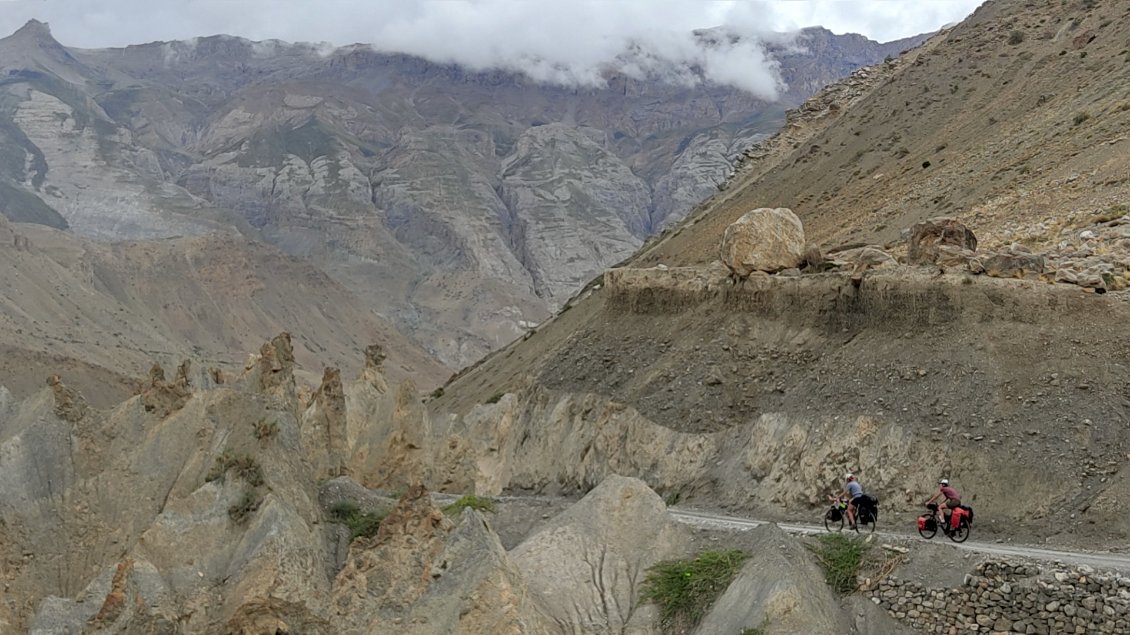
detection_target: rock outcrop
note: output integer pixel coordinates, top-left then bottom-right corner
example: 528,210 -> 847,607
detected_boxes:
906,217 -> 978,266
511,475 -> 691,633
721,208 -> 806,276
695,524 -> 850,635
331,484 -> 555,634
139,362 -> 192,419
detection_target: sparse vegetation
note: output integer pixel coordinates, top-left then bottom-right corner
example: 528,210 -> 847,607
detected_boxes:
807,534 -> 869,595
1095,204 -> 1128,222
663,491 -> 682,507
252,418 -> 279,443
1073,111 -> 1092,126
328,501 -> 386,540
484,392 -> 505,404
1008,30 -> 1026,45
228,488 -> 263,524
206,450 -> 264,487
429,387 -> 444,400
443,494 -> 497,515
641,549 -> 750,632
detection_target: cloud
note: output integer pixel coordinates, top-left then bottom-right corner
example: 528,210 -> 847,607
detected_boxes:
0,0 -> 984,96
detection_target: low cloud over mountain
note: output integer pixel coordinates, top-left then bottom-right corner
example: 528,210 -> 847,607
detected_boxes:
0,0 -> 981,96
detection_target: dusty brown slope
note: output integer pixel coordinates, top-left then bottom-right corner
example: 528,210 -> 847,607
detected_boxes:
429,0 -> 1130,545
0,218 -> 448,397
636,0 -> 1130,266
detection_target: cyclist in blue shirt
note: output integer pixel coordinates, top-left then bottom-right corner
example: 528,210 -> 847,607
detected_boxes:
838,473 -> 865,529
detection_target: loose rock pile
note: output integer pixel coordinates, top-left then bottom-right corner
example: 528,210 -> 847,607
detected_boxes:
717,209 -> 1130,296
869,561 -> 1130,634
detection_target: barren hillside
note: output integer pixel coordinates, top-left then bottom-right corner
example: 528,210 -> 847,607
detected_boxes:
0,217 -> 448,399
428,0 -> 1130,547
636,0 -> 1130,265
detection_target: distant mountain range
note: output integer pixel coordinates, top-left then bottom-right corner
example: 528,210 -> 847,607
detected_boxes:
0,19 -> 925,368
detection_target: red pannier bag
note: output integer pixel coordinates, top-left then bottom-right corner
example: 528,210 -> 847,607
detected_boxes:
949,506 -> 966,529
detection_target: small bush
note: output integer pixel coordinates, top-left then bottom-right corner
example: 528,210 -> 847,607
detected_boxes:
252,418 -> 278,443
807,534 -> 869,595
329,501 -> 386,540
1008,30 -> 1025,45
1073,111 -> 1091,125
443,494 -> 496,515
205,450 -> 235,482
484,392 -> 505,404
429,387 -> 444,400
228,488 -> 263,524
663,491 -> 682,507
640,549 -> 750,632
206,451 -> 264,487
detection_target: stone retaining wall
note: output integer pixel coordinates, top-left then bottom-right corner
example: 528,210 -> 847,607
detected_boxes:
868,561 -> 1130,634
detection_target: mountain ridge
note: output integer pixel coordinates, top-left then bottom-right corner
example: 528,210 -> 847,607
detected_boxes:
0,19 -> 928,368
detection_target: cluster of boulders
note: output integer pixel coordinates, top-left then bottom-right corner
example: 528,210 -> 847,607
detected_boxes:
719,208 -> 1130,294
869,561 -> 1130,634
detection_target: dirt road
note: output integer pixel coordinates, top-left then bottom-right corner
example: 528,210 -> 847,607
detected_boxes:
670,508 -> 1130,573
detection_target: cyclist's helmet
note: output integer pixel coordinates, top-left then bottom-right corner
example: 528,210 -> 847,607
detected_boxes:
845,473 -> 855,481
938,478 -> 949,485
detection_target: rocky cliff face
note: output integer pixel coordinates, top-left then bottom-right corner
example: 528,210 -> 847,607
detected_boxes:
3,348 -> 866,634
0,215 -> 449,401
0,20 -> 925,368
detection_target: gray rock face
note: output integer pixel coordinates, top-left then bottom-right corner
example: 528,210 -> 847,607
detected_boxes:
981,252 -> 1045,278
510,475 -> 691,633
0,21 -> 926,369
499,124 -> 649,301
907,217 -> 978,265
721,207 -> 805,275
694,524 -> 850,635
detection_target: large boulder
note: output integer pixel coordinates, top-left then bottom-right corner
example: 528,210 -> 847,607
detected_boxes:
982,253 -> 1045,279
907,218 -> 977,265
827,246 -> 897,270
720,208 -> 805,276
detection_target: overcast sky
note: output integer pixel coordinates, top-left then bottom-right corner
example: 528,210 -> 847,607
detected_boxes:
0,1 -> 984,97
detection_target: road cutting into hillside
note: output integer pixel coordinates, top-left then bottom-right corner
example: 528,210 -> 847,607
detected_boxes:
670,508 -> 1130,573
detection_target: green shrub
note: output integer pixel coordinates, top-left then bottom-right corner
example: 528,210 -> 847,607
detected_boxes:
443,494 -> 496,515
1073,111 -> 1091,125
329,501 -> 386,541
640,549 -> 750,632
484,392 -> 505,404
807,534 -> 869,595
206,451 -> 264,487
1008,30 -> 1026,45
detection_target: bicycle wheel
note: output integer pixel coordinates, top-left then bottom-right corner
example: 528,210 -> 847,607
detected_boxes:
917,517 -> 937,539
824,508 -> 843,532
949,521 -> 970,543
861,511 -> 877,534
